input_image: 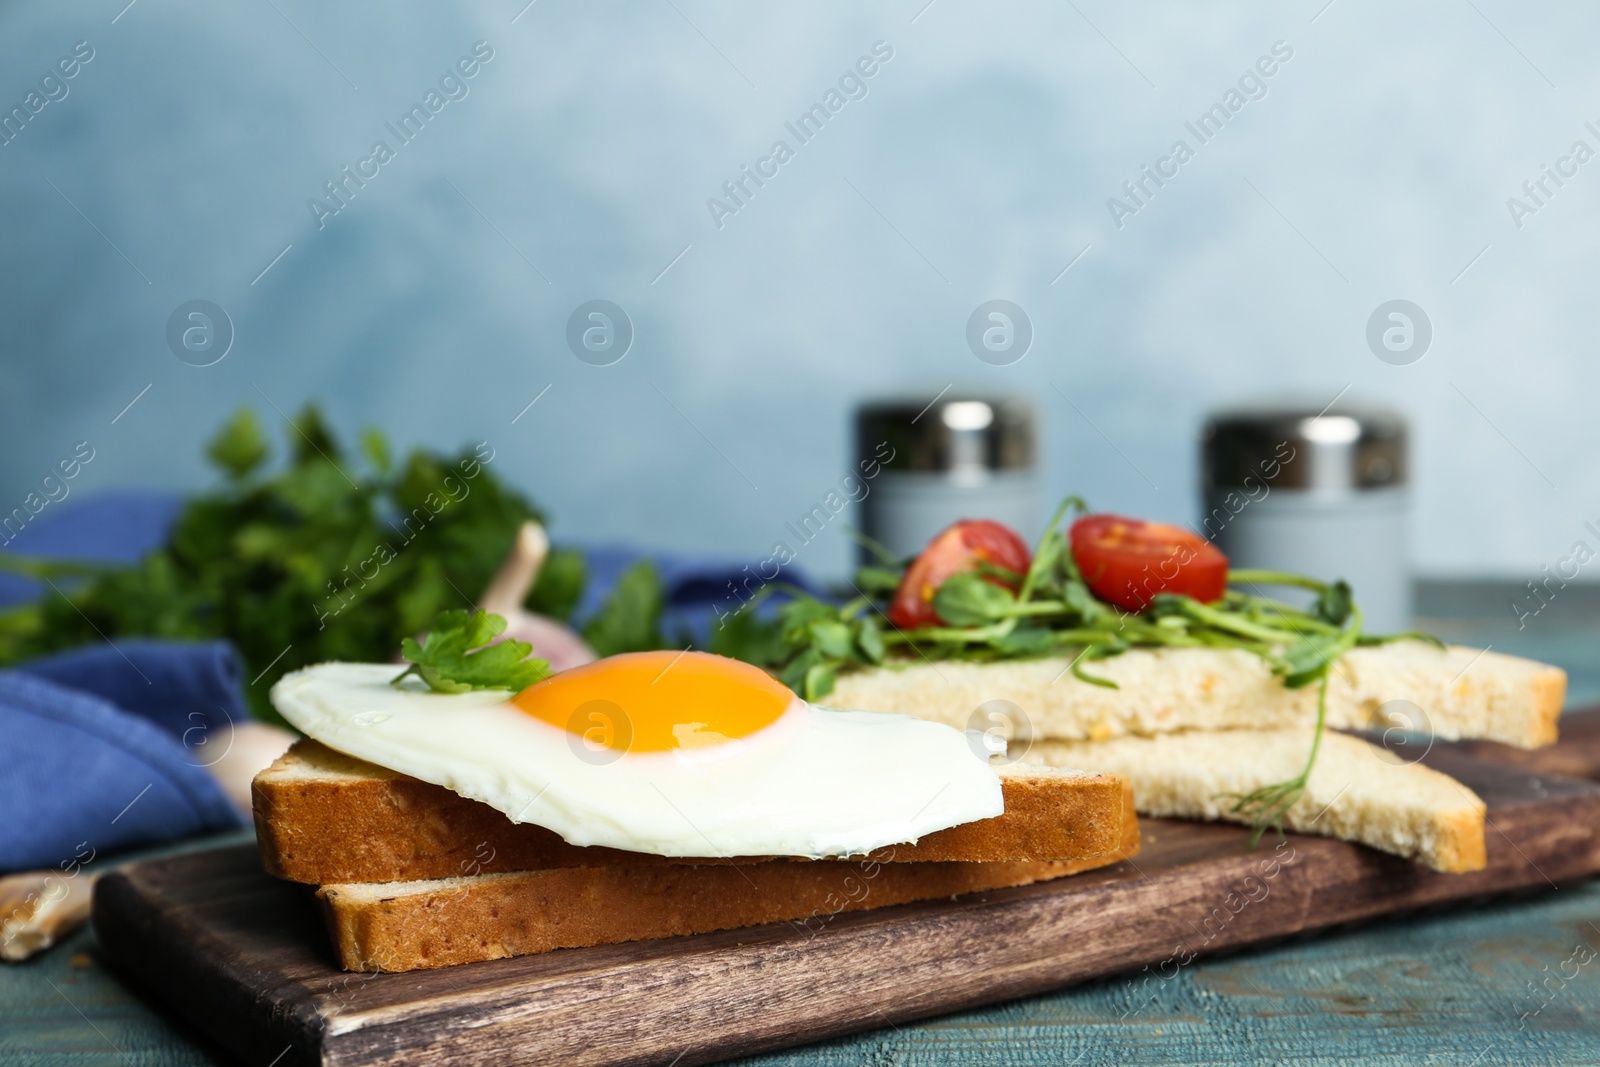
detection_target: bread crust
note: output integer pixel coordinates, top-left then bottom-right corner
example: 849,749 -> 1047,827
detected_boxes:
827,641 -> 1566,750
318,789 -> 1142,972
255,741 -> 1128,884
1029,728 -> 1487,873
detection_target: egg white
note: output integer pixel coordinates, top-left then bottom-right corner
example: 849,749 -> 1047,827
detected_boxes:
270,663 -> 1003,858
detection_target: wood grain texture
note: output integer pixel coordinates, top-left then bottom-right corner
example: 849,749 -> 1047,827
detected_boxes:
93,750 -> 1600,1067
1447,707 -> 1600,780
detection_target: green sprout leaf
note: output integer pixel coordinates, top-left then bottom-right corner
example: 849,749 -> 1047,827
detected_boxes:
851,565 -> 904,597
992,625 -> 1056,656
931,572 -> 1016,627
1060,575 -> 1107,624
1219,672 -> 1332,846
855,615 -> 886,664
1277,633 -> 1344,689
1312,579 -> 1353,627
808,618 -> 854,659
803,661 -> 837,702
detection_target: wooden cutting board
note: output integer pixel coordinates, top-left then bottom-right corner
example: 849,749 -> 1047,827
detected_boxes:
93,748 -> 1600,1067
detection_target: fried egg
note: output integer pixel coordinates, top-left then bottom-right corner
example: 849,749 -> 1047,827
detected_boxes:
270,650 -> 1001,858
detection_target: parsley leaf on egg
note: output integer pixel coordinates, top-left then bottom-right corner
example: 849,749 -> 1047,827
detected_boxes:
394,609 -> 552,693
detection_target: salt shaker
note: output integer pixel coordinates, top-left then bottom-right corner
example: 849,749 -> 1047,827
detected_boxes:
856,396 -> 1039,563
1201,403 -> 1410,632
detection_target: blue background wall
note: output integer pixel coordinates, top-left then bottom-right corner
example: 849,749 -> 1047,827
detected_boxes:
1,1 -> 1592,582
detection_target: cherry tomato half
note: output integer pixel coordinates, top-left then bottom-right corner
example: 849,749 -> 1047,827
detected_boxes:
1069,513 -> 1228,612
887,520 -> 1032,629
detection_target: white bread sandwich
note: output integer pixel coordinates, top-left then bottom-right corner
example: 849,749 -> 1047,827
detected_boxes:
254,611 -> 1136,970
716,503 -> 1564,869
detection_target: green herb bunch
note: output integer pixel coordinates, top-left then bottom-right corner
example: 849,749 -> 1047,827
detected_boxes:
710,497 -> 1435,841
0,408 -> 585,723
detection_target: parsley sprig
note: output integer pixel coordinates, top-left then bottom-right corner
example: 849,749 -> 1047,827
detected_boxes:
0,408 -> 583,723
712,497 -> 1437,842
393,609 -> 552,693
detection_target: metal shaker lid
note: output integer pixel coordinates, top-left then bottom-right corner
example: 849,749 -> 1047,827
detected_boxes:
857,395 -> 1035,475
1203,402 -> 1406,492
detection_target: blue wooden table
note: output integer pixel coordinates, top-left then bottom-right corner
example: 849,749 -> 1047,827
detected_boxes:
6,584 -> 1600,1066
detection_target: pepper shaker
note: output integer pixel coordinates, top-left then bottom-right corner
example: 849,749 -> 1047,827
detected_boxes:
1201,403 -> 1410,632
856,396 -> 1039,563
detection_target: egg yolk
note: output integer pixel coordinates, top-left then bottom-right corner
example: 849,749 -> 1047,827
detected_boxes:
511,650 -> 795,752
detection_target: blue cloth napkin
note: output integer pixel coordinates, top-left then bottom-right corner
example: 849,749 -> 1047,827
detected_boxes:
18,638 -> 250,742
1,646 -> 247,873
0,492 -> 816,872
1,493 -> 255,871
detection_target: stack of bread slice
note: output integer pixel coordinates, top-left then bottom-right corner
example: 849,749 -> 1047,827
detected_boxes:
253,741 -> 1138,972
830,641 -> 1567,873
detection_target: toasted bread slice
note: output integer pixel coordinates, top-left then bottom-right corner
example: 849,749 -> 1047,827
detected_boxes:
319,793 -> 1142,972
1026,728 -> 1487,873
254,741 -> 1129,884
828,641 -> 1564,750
